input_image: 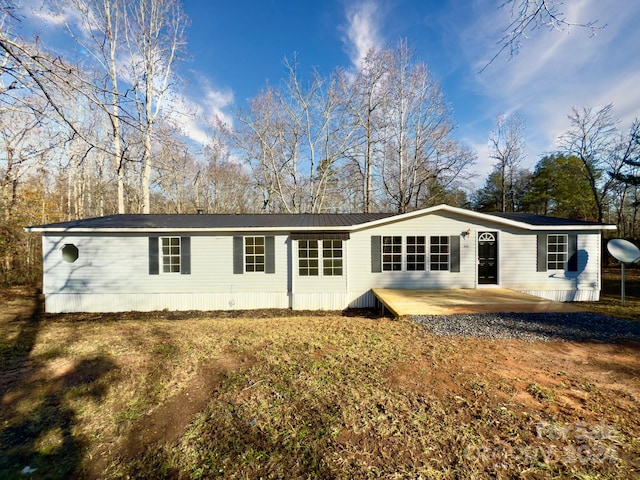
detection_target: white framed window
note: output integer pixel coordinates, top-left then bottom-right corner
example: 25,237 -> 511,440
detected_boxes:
406,236 -> 426,271
297,239 -> 343,276
382,236 -> 402,271
547,234 -> 568,270
245,236 -> 265,272
430,236 -> 449,271
322,240 -> 343,276
161,237 -> 181,273
299,240 -> 319,276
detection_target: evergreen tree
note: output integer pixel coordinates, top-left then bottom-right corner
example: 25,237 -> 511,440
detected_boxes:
525,154 -> 598,220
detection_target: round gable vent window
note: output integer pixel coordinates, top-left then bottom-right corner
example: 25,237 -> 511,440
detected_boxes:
61,244 -> 79,263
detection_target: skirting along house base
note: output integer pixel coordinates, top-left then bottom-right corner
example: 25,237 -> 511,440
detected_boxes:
26,205 -> 616,313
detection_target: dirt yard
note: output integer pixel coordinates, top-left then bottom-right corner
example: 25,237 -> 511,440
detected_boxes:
1,281 -> 639,479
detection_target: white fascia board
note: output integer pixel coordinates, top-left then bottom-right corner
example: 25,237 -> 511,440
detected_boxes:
25,225 -> 355,234
349,204 -> 616,232
526,224 -> 617,231
350,204 -> 523,229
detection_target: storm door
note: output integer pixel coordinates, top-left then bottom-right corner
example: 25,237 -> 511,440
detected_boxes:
477,232 -> 498,285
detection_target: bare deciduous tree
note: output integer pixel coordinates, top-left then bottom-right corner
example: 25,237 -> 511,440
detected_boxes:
560,104 -> 624,223
201,129 -> 256,213
482,0 -> 603,71
345,48 -> 390,212
379,41 -> 472,213
281,58 -> 356,213
489,112 -> 526,212
124,0 -> 187,214
230,42 -> 475,214
230,59 -> 356,213
53,0 -> 130,213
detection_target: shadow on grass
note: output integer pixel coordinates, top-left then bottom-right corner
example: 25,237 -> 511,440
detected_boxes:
0,295 -> 116,480
341,307 -> 390,319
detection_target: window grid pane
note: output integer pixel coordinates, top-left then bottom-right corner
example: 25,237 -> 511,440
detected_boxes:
161,237 -> 181,273
245,236 -> 265,272
547,234 -> 568,270
430,236 -> 449,271
299,240 -> 319,276
382,236 -> 402,271
406,236 -> 425,271
322,240 -> 343,276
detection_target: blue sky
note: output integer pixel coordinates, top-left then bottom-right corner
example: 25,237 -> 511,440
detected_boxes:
21,0 -> 640,189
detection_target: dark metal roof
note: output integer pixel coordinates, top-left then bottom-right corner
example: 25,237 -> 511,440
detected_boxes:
486,212 -> 609,227
27,213 -> 396,230
26,207 -> 616,232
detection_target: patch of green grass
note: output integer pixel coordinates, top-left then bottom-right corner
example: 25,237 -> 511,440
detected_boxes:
151,341 -> 178,358
527,383 -> 556,402
114,398 -> 150,428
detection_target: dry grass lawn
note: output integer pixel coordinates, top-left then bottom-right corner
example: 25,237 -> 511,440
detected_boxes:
1,267 -> 639,479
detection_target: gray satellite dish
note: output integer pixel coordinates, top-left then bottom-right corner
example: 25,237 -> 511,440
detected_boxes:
607,238 -> 640,264
607,239 -> 640,306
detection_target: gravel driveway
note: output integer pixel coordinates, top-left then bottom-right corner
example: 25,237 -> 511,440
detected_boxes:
411,312 -> 640,342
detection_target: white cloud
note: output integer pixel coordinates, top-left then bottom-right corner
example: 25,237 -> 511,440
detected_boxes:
597,72 -> 640,129
342,1 -> 384,69
23,5 -> 68,27
171,74 -> 234,147
461,136 -> 493,188
457,0 -> 640,180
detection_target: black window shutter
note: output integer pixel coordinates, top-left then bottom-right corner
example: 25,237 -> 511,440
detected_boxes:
149,237 -> 159,275
449,235 -> 460,272
536,234 -> 547,272
371,236 -> 381,272
567,234 -> 578,272
180,237 -> 191,274
265,236 -> 275,274
233,237 -> 243,274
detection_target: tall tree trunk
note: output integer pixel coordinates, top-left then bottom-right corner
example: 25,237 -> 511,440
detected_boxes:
365,114 -> 373,213
142,124 -> 152,214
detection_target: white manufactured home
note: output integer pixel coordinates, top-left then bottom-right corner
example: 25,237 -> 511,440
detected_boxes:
26,205 -> 616,313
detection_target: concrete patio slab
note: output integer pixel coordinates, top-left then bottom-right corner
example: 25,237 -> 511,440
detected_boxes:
371,288 -> 585,317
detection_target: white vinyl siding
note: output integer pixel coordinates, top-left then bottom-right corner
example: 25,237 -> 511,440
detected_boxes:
43,292 -> 290,313
496,231 -> 600,296
39,210 -> 606,313
347,212 -> 602,305
349,214 -> 473,295
42,234 -> 289,312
